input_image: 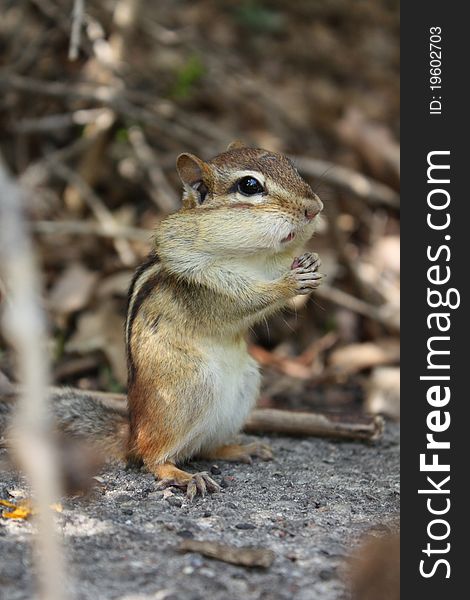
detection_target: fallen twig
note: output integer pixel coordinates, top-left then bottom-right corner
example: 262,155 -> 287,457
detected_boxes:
178,540 -> 275,568
244,409 -> 384,441
249,345 -> 313,380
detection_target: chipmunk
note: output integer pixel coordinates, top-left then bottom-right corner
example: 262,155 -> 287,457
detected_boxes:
0,142 -> 324,499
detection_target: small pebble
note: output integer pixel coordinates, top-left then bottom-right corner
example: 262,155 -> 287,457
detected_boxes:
235,522 -> 256,530
199,568 -> 215,578
122,508 -> 133,516
114,494 -> 133,503
167,496 -> 183,508
210,465 -> 221,475
319,567 -> 336,581
177,529 -> 194,539
189,555 -> 204,568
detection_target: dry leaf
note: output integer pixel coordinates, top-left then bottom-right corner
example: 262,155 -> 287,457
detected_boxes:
365,367 -> 400,419
1,498 -> 33,520
328,339 -> 399,377
48,263 -> 98,315
0,499 -> 63,520
65,300 -> 127,385
337,107 -> 400,181
96,271 -> 133,299
0,499 -> 17,509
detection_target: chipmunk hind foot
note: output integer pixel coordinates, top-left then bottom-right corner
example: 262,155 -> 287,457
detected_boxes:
154,463 -> 221,501
200,442 -> 273,464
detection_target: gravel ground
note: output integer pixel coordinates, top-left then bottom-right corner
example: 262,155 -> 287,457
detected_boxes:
0,423 -> 399,600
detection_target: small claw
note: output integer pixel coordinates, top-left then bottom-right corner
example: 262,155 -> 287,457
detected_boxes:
184,472 -> 221,500
203,474 -> 222,493
294,269 -> 323,278
186,479 -> 197,501
156,478 -> 177,490
247,442 -> 273,461
256,445 -> 273,461
291,257 -> 301,269
296,252 -> 321,270
194,474 -> 207,497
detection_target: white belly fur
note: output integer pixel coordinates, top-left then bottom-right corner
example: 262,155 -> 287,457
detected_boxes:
175,340 -> 260,461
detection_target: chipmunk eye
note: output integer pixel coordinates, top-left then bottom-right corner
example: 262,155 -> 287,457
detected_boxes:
195,181 -> 208,203
237,176 -> 264,196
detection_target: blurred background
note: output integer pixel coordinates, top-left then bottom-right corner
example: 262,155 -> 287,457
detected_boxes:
0,0 -> 400,419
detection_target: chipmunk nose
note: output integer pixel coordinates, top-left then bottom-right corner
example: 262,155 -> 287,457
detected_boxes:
304,196 -> 323,221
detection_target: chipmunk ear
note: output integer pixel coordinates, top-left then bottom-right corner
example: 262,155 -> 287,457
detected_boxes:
176,153 -> 211,187
176,153 -> 213,207
226,140 -> 247,151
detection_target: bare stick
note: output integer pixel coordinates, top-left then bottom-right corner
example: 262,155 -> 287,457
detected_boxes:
32,220 -> 152,243
69,0 -> 85,61
291,155 -> 400,209
0,158 -> 66,599
244,409 -> 384,441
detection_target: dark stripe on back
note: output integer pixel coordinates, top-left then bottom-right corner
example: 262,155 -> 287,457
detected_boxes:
126,251 -> 160,387
126,250 -> 159,316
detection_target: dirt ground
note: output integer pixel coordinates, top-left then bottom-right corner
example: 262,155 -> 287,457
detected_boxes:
0,424 -> 399,600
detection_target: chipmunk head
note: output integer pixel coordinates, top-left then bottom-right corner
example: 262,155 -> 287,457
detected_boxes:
175,142 -> 323,254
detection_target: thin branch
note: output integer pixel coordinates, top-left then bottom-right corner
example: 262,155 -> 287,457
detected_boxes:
0,156 -> 66,600
69,0 -> 85,61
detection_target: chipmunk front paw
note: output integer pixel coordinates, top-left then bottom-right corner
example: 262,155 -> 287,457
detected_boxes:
154,464 -> 221,501
289,252 -> 324,294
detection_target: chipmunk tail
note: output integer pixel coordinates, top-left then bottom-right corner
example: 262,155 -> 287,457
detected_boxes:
1,388 -> 129,462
